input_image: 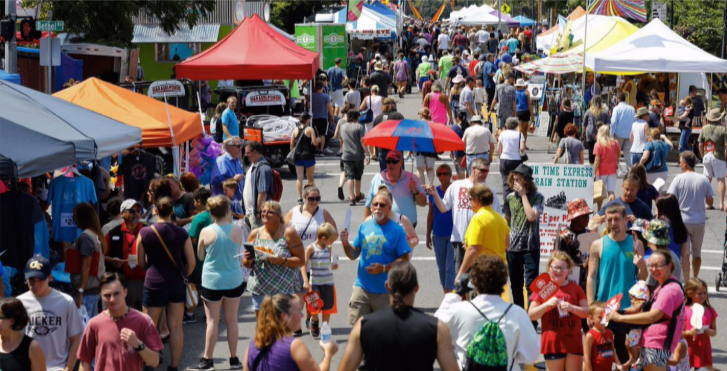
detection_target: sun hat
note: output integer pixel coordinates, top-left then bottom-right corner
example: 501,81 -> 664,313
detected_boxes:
635,107 -> 650,117
629,218 -> 650,233
514,78 -> 528,88
643,219 -> 671,246
629,281 -> 650,302
566,199 -> 593,222
374,61 -> 384,71
706,107 -> 726,122
452,75 -> 465,84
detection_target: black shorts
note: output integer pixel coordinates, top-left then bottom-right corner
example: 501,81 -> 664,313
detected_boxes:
143,282 -> 186,308
312,118 -> 329,139
199,282 -> 246,302
543,353 -> 567,360
517,110 -> 531,122
311,284 -> 335,311
343,160 -> 365,180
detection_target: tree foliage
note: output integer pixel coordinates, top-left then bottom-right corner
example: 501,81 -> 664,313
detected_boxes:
270,1 -> 340,34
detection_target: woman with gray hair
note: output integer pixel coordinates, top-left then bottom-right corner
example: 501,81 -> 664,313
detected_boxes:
497,117 -> 526,198
423,80 -> 453,124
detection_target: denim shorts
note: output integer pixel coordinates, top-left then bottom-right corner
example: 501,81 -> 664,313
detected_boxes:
295,159 -> 316,169
143,281 -> 186,308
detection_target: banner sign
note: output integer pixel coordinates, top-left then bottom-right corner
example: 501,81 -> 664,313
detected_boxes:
244,91 -> 286,107
349,29 -> 392,38
148,80 -> 185,98
295,25 -> 318,53
322,24 -> 347,70
530,164 -> 595,255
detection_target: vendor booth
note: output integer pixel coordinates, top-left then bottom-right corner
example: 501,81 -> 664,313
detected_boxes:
514,15 -> 536,27
537,6 -> 586,51
559,15 -> 638,55
335,1 -> 397,40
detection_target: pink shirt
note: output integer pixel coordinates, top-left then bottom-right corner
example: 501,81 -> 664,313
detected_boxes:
429,92 -> 449,124
640,278 -> 685,353
594,140 -> 621,176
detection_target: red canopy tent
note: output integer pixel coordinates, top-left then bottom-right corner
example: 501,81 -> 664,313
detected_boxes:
176,14 -> 320,80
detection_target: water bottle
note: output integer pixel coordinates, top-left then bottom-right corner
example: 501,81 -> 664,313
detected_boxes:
320,322 -> 332,344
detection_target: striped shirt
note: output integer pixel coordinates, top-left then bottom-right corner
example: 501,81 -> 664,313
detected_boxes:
309,243 -> 334,286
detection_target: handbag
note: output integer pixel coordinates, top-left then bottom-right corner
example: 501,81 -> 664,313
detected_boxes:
285,125 -> 306,166
593,179 -> 607,203
360,96 -> 374,123
150,226 -> 199,311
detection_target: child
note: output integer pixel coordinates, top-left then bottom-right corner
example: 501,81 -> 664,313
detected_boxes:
474,79 -> 485,115
683,278 -> 718,370
668,339 -> 690,371
623,280 -> 650,369
222,179 -> 244,220
302,223 -> 339,339
584,301 -> 620,371
528,251 -> 590,371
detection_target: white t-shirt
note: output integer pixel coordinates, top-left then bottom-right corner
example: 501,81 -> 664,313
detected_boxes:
474,87 -> 485,104
499,130 -> 524,160
438,34 -> 451,50
442,179 -> 502,243
462,125 -> 495,154
475,30 -> 489,44
243,166 -> 254,215
18,290 -> 84,371
631,119 -> 649,153
667,171 -> 713,224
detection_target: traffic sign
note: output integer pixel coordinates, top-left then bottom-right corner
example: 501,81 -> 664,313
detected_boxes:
36,21 -> 64,32
501,3 -> 511,14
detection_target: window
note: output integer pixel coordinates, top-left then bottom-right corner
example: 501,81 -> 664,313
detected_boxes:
155,43 -> 200,62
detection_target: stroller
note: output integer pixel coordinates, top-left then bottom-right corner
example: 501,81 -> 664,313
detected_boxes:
717,216 -> 727,291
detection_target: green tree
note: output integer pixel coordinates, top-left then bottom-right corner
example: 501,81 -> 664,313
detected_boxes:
17,0 -> 216,48
673,0 -> 724,57
270,1 -> 340,34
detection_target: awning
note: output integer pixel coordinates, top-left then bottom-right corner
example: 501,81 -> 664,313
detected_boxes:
132,24 -> 221,44
0,69 -> 20,85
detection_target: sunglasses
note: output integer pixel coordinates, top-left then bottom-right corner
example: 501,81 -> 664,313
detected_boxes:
124,209 -> 139,214
371,202 -> 389,208
386,160 -> 400,165
228,144 -> 242,148
474,167 -> 489,172
436,172 -> 451,177
307,196 -> 321,202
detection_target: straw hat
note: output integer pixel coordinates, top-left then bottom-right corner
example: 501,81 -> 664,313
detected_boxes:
706,108 -> 726,122
514,78 -> 528,88
374,61 -> 384,71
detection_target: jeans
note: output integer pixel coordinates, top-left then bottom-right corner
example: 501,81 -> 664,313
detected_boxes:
82,294 -> 101,318
485,87 -> 496,109
586,140 -> 596,164
500,159 -> 523,202
432,235 -> 455,290
453,242 -> 466,275
631,152 -> 643,166
466,153 -> 489,177
506,249 -> 540,309
679,128 -> 692,153
378,149 -> 390,172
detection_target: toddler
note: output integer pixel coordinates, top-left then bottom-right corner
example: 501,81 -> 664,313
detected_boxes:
222,179 -> 243,220
623,280 -> 650,369
302,223 -> 339,339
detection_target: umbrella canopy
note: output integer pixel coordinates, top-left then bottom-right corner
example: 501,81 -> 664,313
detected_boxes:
0,69 -> 21,85
363,119 -> 464,153
514,15 -> 536,27
1,80 -> 142,178
515,53 -> 585,75
54,78 -> 202,148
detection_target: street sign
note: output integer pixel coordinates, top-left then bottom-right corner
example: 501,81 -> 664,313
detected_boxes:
39,37 -> 61,66
36,21 -> 64,32
501,3 -> 511,14
651,2 -> 667,22
148,80 -> 186,98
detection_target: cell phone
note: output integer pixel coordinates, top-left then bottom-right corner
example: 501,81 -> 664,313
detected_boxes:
243,243 -> 255,255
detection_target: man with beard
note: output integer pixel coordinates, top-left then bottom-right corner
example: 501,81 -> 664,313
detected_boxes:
105,199 -> 146,310
364,151 -> 427,228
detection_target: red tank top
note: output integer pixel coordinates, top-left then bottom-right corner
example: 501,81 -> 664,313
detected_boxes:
588,329 -> 614,371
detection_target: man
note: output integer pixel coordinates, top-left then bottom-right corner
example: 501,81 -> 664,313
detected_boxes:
631,107 -> 650,165
584,72 -> 600,107
77,273 -> 163,371
699,108 -> 727,210
491,73 -> 517,131
105,199 -> 145,310
438,50 -> 453,88
340,193 -> 411,326
373,98 -> 405,171
506,33 -> 519,54
648,100 -> 665,131
459,76 -> 476,121
475,26 -> 489,51
364,151 -> 427,227
462,116 -> 496,173
453,30 -> 468,53
102,197 -> 123,235
481,53 -> 497,109
486,32 -> 498,55
344,79 -> 362,112
338,262 -> 458,371
327,57 -> 348,116
19,255 -> 84,371
221,96 -> 239,140
210,137 -> 244,198
428,158 -> 501,273
340,110 -> 371,205
611,92 -> 636,173
311,81 -> 334,153
445,56 -> 468,93
667,151 -> 714,278
370,61 -> 392,99
593,174 -> 653,224
587,204 -> 647,365
689,85 -> 705,126
242,141 -> 272,229
437,28 -> 451,56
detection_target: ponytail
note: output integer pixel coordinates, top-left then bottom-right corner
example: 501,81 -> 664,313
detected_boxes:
386,262 -> 418,313
254,294 -> 295,349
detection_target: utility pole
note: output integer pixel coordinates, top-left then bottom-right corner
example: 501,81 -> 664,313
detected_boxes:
722,0 -> 727,59
4,0 -> 18,73
670,0 -> 674,29
497,0 -> 501,30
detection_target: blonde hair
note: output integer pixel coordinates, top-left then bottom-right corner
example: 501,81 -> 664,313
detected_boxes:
222,179 -> 237,190
207,195 -> 230,219
590,96 -> 606,117
254,294 -> 296,348
419,107 -> 432,120
371,85 -> 380,94
547,251 -> 575,270
649,128 -> 661,141
317,222 -> 338,240
597,125 -> 614,147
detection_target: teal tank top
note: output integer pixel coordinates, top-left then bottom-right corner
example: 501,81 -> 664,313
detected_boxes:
201,224 -> 243,290
597,235 -> 636,308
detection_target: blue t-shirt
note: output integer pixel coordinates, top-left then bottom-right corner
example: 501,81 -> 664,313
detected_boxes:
327,67 -> 346,91
429,187 -> 454,238
48,176 -> 97,242
221,108 -> 239,139
483,61 -> 496,89
353,219 -> 411,294
312,92 -> 331,120
643,141 -> 670,173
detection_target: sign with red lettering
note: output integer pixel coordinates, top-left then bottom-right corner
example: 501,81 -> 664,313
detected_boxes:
601,294 -> 622,326
245,90 -> 286,107
349,29 -> 392,39
529,273 -> 562,302
148,80 -> 185,98
304,290 -> 324,315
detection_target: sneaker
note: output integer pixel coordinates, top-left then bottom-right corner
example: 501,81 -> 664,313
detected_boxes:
294,329 -> 304,337
355,193 -> 365,203
183,313 -> 196,324
310,320 -> 321,339
338,187 -> 345,201
323,148 -> 335,156
187,358 -> 214,371
229,357 -> 242,370
349,199 -> 356,206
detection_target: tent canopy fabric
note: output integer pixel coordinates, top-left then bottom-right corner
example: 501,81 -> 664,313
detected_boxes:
489,10 -> 520,27
337,1 -> 397,39
537,6 -> 586,39
54,78 -> 201,148
0,69 -> 20,85
560,15 -> 638,55
456,10 -> 501,26
1,80 -> 141,178
586,18 -> 727,74
515,53 -> 584,75
514,15 -> 536,27
175,14 -> 320,81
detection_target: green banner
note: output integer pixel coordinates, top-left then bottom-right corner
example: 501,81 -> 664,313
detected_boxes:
321,24 -> 347,70
295,25 -> 318,53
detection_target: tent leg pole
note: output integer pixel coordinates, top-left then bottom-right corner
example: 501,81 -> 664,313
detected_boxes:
164,94 -> 179,176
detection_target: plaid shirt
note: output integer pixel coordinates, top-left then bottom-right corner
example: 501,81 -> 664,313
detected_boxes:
248,235 -> 298,296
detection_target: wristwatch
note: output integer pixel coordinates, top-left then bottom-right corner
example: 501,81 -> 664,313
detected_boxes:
77,288 -> 85,295
135,341 -> 145,352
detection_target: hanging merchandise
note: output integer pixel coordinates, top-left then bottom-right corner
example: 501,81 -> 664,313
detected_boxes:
48,172 -> 97,243
0,184 -> 45,270
189,136 -> 224,186
119,150 -> 161,202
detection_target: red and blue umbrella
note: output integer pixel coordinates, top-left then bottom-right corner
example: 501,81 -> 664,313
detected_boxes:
363,119 -> 464,153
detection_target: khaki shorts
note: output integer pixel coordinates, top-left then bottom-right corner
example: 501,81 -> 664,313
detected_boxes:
685,223 -> 705,258
348,285 -> 390,325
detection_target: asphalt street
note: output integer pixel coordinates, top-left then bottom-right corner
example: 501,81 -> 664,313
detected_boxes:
170,91 -> 727,370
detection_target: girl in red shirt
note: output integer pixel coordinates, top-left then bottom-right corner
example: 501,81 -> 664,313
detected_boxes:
683,278 -> 718,369
528,251 -> 590,371
584,301 -> 621,371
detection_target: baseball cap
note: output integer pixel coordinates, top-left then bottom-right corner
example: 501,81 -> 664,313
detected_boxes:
25,255 -> 52,280
502,53 -> 513,64
386,151 -> 403,162
120,199 -> 142,213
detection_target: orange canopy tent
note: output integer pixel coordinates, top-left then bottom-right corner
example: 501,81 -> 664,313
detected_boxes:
539,6 -> 586,38
54,78 -> 202,148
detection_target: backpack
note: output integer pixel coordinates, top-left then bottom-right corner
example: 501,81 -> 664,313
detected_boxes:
464,302 -> 515,371
257,162 -> 283,202
645,141 -> 666,171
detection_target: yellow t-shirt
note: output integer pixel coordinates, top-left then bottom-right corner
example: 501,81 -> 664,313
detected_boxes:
464,206 -> 510,262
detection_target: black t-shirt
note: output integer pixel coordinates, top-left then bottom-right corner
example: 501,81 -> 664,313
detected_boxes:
173,193 -> 196,219
370,71 -> 392,98
557,111 -> 575,138
120,152 -> 157,202
357,87 -> 371,101
447,65 -> 469,79
0,191 -> 44,269
373,111 -> 405,127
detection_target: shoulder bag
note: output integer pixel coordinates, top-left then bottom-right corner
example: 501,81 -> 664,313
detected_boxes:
360,96 -> 374,123
285,126 -> 306,166
151,225 -> 199,311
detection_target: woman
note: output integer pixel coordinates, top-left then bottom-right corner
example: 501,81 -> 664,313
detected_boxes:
193,195 -> 245,370
243,294 -> 338,371
136,196 -> 195,370
584,96 -> 610,163
554,123 -> 585,165
71,202 -> 107,318
607,249 -> 685,371
415,108 -> 437,186
630,164 -> 659,209
244,201 -> 306,315
450,111 -> 469,179
210,102 -> 227,143
593,125 -> 621,210
449,75 -> 464,118
677,96 -> 694,153
497,117 -> 526,200
434,255 -> 540,369
552,99 -> 574,147
423,80 -> 453,125
640,128 -> 674,184
655,194 -> 690,279
359,85 -> 383,134
426,165 -> 456,293
393,52 -> 409,98
290,112 -> 320,205
181,172 -> 201,194
515,78 -> 531,146
0,298 -> 46,371
168,174 -> 197,227
494,62 -> 512,86
416,55 -> 432,90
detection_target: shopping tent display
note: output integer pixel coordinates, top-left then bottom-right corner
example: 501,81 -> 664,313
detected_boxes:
54,78 -> 201,148
586,18 -> 727,74
450,4 -> 495,22
0,69 -> 20,85
537,6 -> 586,50
514,15 -> 536,27
337,1 -> 397,39
560,15 -> 638,55
490,10 -> 520,27
515,53 -> 585,75
175,14 -> 320,80
1,80 -> 142,178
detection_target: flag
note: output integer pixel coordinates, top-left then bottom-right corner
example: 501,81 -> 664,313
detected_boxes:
432,0 -> 448,22
408,0 -> 423,20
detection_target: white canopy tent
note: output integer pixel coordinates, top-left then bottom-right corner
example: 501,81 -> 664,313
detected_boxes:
449,4 -> 495,22
585,19 -> 727,73
456,9 -> 501,26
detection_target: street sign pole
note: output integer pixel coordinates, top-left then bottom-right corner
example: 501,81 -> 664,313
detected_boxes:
4,0 -> 17,74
